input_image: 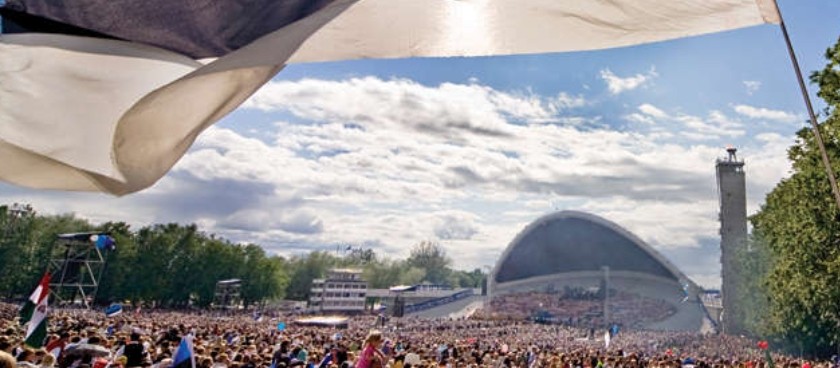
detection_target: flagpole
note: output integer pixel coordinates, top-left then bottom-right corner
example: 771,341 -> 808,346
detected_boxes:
776,2 -> 840,210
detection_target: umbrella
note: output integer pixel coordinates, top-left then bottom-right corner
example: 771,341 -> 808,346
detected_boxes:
63,343 -> 111,358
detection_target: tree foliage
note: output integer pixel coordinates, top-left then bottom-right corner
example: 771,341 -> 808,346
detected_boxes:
750,36 -> 840,357
0,210 -> 290,307
0,204 -> 485,308
406,240 -> 452,285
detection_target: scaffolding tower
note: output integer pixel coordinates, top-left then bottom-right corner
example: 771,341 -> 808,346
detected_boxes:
213,279 -> 242,309
48,232 -> 115,308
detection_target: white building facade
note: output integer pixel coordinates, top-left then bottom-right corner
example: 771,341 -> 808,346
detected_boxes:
309,268 -> 368,314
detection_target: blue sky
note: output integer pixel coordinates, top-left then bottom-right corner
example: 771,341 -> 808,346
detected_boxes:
1,1 -> 839,289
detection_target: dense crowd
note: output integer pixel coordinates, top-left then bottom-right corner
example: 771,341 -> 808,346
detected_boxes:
475,291 -> 675,329
0,302 -> 836,368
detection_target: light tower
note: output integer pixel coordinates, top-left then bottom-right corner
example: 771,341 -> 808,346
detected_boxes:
715,146 -> 747,335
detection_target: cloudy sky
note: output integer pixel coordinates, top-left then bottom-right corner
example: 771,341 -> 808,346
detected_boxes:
2,1 -> 839,289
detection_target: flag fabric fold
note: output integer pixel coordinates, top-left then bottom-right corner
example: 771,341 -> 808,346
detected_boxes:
172,334 -> 196,368
22,274 -> 50,348
0,0 -> 780,195
19,272 -> 50,325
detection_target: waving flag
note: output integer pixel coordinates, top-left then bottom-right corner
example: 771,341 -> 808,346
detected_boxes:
0,0 -> 780,195
23,277 -> 49,348
172,334 -> 196,368
19,272 -> 50,325
105,304 -> 123,318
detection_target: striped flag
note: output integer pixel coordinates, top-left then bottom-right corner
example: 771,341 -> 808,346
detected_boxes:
23,277 -> 49,348
0,0 -> 780,195
172,334 -> 196,368
19,272 -> 50,326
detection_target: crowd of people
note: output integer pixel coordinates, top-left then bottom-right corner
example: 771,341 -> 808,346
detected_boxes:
0,302 -> 836,368
475,290 -> 675,329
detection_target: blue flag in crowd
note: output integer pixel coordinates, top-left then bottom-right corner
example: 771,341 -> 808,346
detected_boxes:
105,304 -> 123,317
173,335 -> 195,368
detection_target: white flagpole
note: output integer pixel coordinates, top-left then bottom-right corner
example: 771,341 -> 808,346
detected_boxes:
776,1 -> 840,210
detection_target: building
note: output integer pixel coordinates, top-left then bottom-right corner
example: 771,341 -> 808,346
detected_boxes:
309,268 -> 368,314
716,146 -> 748,334
489,211 -> 713,332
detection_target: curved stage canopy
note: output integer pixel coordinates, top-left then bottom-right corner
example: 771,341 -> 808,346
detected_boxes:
489,210 -> 712,332
493,211 -> 690,285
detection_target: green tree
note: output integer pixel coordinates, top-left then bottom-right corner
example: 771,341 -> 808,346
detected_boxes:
405,240 -> 452,285
362,258 -> 403,289
729,234 -> 773,337
0,204 -> 38,298
750,36 -> 840,357
94,221 -> 135,304
285,251 -> 339,300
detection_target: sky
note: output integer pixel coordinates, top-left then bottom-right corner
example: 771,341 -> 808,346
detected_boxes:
1,1 -> 839,289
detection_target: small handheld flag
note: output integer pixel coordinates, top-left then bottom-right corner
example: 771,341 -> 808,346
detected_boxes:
172,335 -> 196,368
23,276 -> 50,348
20,272 -> 50,325
105,304 -> 123,317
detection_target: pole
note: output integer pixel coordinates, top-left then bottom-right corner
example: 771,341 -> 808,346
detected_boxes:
777,5 -> 840,210
603,266 -> 610,329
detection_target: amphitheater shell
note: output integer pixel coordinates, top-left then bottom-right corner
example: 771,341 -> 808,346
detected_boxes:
489,211 -> 712,332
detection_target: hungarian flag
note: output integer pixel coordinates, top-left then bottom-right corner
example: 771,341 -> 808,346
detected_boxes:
19,272 -> 50,326
0,0 -> 780,195
23,276 -> 50,348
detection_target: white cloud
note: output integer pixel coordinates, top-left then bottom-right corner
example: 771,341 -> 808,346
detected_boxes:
599,67 -> 658,94
743,80 -> 762,95
638,103 -> 669,119
674,111 -> 745,140
625,113 -> 656,125
555,92 -> 587,110
733,104 -> 800,124
0,76 -> 800,289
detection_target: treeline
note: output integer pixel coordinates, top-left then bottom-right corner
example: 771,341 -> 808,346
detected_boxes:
0,205 -> 483,308
734,36 -> 840,358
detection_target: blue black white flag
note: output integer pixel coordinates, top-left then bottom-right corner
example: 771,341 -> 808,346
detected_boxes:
105,304 -> 123,318
172,334 -> 196,368
0,0 -> 780,195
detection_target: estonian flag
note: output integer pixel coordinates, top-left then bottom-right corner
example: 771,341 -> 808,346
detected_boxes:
20,272 -> 50,326
0,0 -> 780,195
172,335 -> 196,368
105,304 -> 123,318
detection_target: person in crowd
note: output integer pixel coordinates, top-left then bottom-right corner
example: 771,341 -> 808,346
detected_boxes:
15,348 -> 39,368
1,352 -> 16,368
355,331 -> 386,368
38,354 -> 55,368
123,333 -> 145,368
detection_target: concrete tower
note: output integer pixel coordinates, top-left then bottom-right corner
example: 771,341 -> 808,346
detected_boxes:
716,146 -> 747,335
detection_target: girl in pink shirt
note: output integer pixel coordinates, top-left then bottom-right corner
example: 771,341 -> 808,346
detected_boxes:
356,331 -> 387,368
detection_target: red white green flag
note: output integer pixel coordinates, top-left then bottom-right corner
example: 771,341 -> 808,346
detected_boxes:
21,273 -> 50,348
19,272 -> 50,325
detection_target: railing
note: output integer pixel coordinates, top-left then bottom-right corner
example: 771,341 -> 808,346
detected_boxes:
404,289 -> 474,314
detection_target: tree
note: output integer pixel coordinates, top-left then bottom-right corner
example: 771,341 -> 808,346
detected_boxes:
406,240 -> 452,285
285,251 -> 339,300
728,234 -> 773,337
750,36 -> 840,357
